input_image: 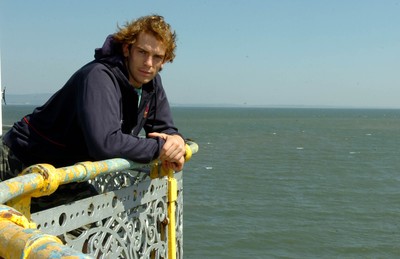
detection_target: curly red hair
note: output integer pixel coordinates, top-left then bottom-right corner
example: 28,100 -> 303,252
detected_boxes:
114,15 -> 177,63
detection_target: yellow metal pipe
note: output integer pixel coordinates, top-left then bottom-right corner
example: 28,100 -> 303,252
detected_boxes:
0,221 -> 92,258
167,168 -> 177,259
163,142 -> 198,259
0,205 -> 91,258
2,159 -> 137,218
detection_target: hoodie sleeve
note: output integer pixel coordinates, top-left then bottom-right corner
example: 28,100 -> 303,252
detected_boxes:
144,75 -> 183,138
77,64 -> 163,163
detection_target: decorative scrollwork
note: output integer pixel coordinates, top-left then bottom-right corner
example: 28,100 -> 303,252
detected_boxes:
31,170 -> 183,258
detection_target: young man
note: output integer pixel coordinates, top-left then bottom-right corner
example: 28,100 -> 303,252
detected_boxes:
1,15 -> 185,191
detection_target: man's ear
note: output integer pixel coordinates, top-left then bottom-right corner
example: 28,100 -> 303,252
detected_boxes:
122,44 -> 130,57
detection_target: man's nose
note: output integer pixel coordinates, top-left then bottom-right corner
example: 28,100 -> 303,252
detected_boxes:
144,55 -> 153,67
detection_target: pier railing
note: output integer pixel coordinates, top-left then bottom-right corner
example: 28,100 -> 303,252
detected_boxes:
0,141 -> 198,259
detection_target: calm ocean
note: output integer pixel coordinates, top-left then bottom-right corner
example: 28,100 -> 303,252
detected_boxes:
2,105 -> 400,258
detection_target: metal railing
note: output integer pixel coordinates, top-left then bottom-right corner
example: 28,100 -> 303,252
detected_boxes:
0,141 -> 198,259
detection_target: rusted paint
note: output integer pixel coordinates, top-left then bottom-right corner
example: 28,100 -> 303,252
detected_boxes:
0,220 -> 92,258
1,209 -> 22,218
6,195 -> 33,219
0,205 -> 36,229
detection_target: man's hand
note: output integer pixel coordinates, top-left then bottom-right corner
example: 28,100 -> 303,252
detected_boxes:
148,132 -> 186,171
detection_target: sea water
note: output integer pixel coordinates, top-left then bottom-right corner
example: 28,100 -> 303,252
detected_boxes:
2,105 -> 400,258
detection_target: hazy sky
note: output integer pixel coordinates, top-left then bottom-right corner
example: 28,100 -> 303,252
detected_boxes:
1,0 -> 399,108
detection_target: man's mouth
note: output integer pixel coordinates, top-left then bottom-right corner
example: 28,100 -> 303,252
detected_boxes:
139,69 -> 152,76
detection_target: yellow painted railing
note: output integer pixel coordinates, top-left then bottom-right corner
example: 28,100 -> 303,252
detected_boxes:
0,141 -> 198,259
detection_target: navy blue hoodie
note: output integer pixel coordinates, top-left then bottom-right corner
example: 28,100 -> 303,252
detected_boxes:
3,35 -> 181,167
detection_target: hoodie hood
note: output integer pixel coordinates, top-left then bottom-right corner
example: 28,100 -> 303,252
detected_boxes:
94,35 -> 125,66
94,35 -> 130,84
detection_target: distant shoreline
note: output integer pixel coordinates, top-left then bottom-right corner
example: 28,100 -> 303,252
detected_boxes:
3,103 -> 400,110
3,94 -> 400,110
3,93 -> 53,106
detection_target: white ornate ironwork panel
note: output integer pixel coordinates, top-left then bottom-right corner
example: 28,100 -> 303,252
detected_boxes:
31,170 -> 183,258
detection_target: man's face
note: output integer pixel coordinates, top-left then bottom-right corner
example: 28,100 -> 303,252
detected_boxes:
123,32 -> 166,88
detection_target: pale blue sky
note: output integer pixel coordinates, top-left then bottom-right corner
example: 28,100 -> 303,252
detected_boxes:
1,0 -> 399,108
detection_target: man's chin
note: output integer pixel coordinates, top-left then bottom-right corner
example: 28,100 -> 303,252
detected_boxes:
140,78 -> 153,85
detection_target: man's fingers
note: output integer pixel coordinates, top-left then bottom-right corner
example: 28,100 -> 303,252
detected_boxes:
162,157 -> 184,172
148,132 -> 167,140
148,133 -> 185,165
